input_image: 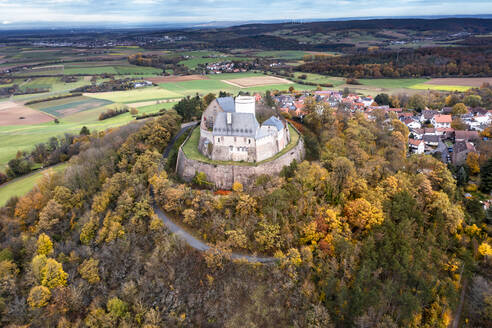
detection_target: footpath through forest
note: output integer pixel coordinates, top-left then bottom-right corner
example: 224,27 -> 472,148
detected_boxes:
154,121 -> 277,264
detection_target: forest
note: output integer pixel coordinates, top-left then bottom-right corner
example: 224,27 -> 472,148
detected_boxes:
299,46 -> 492,78
0,96 -> 491,326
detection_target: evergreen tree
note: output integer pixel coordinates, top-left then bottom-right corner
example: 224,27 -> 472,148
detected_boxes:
480,158 -> 492,193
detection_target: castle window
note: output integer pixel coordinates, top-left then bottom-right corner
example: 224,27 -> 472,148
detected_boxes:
248,139 -> 251,144
229,146 -> 233,152
234,137 -> 237,142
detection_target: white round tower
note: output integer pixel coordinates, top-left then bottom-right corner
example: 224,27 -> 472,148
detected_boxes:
235,96 -> 256,117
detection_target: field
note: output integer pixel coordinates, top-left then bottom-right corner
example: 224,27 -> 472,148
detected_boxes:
147,75 -> 208,83
0,163 -> 68,206
294,73 -> 345,86
11,61 -> 162,77
0,101 -> 53,126
177,51 -> 252,69
223,76 -> 293,88
85,87 -> 182,103
29,96 -> 113,117
409,84 -> 472,92
158,73 -> 314,96
182,124 -> 300,166
254,50 -> 310,60
0,101 -> 177,169
423,77 -> 492,87
358,78 -> 429,89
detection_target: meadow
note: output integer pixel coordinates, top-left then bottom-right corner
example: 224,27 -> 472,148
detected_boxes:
254,50 -> 310,60
293,72 -> 345,86
86,87 -> 182,103
358,78 -> 429,89
0,163 -> 68,206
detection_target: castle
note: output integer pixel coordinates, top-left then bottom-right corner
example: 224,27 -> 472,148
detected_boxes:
198,96 -> 291,162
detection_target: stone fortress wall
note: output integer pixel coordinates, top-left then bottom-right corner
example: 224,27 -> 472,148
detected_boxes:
176,125 -> 305,189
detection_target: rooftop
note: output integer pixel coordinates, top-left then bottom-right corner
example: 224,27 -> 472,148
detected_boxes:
262,116 -> 285,131
216,97 -> 235,113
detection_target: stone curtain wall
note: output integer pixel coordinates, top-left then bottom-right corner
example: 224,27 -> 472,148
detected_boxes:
176,133 -> 305,189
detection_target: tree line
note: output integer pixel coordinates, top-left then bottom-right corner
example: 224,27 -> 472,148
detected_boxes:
299,45 -> 492,78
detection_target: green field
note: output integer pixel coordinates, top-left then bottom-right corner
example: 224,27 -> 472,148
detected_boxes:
294,73 -> 345,86
0,101 -> 176,170
358,78 -> 429,89
254,50 -> 310,60
86,87 -> 182,103
182,124 -> 300,166
158,73 -> 315,96
29,96 -> 113,117
62,65 -> 161,76
0,163 -> 68,206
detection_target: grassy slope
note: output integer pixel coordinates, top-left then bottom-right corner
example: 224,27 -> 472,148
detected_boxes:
0,163 -> 68,206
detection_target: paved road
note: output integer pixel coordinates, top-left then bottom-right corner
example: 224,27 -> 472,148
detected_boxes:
153,205 -> 277,263
154,122 -> 277,264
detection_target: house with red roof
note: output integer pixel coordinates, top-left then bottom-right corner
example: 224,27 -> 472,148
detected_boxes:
431,114 -> 452,128
408,138 -> 424,154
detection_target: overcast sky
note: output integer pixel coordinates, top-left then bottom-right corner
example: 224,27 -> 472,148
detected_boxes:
0,0 -> 491,26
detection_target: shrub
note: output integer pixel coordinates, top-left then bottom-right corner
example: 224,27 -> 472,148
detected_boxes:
99,106 -> 129,121
346,78 -> 361,85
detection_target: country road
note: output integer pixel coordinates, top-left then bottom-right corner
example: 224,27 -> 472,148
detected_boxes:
155,122 -> 277,264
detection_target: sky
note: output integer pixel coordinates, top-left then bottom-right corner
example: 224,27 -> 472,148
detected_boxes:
0,0 -> 491,27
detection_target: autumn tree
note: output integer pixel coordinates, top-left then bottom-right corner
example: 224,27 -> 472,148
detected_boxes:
452,102 -> 468,115
37,199 -> 65,233
28,286 -> 51,308
78,258 -> 100,284
40,258 -> 68,289
203,93 -> 216,106
467,152 -> 481,175
343,198 -> 384,232
36,233 -> 54,256
464,95 -> 482,108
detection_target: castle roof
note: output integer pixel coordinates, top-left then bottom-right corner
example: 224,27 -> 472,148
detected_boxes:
216,97 -> 235,113
262,116 -> 284,131
213,112 -> 259,138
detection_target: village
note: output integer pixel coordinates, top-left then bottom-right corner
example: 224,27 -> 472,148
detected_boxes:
274,89 -> 491,167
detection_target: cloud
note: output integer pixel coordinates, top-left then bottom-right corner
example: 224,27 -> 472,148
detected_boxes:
0,0 -> 489,26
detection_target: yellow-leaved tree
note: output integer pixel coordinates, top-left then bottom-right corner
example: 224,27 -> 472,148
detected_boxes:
40,258 -> 68,289
343,198 -> 384,232
28,285 -> 51,308
36,233 -> 53,256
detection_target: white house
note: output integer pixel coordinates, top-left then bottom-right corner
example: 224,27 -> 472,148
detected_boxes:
409,138 -> 425,154
431,114 -> 452,128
